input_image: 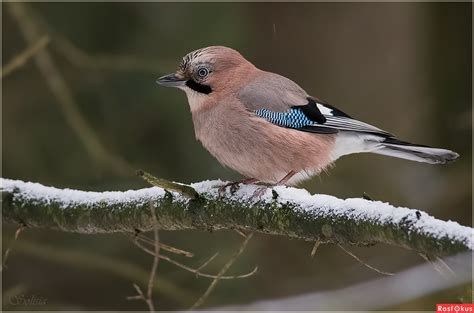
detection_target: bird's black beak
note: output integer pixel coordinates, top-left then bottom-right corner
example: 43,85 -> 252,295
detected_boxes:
156,73 -> 186,87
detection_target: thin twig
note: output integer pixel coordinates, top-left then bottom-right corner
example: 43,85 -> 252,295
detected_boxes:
154,242 -> 193,258
310,240 -> 321,258
1,36 -> 49,78
127,283 -> 146,301
133,237 -> 257,280
131,233 -> 193,257
338,244 -> 394,276
2,224 -> 26,271
362,192 -> 373,201
191,233 -> 254,309
434,256 -> 456,276
127,203 -> 160,312
137,170 -> 199,199
7,2 -> 132,176
337,244 -> 395,276
195,253 -> 219,277
146,203 -> 160,311
234,229 -> 248,238
419,253 -> 456,278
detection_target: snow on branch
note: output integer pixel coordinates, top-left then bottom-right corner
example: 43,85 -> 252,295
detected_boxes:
1,178 -> 472,257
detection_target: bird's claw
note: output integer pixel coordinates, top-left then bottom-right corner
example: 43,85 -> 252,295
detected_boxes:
218,178 -> 258,197
250,186 -> 268,200
218,181 -> 241,196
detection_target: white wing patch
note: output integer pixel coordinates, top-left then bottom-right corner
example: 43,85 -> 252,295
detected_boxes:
316,103 -> 333,115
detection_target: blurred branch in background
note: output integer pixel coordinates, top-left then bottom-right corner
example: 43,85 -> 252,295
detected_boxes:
1,36 -> 49,78
2,178 -> 472,258
214,252 -> 472,310
53,33 -> 172,73
6,2 -> 132,176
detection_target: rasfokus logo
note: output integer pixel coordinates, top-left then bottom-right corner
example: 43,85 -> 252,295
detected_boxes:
437,304 -> 474,313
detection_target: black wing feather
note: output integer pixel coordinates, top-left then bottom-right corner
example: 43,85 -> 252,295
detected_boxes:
292,98 -> 327,124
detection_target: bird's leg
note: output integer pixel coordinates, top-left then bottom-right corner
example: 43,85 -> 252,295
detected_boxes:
276,170 -> 297,185
219,178 -> 259,195
251,170 -> 297,199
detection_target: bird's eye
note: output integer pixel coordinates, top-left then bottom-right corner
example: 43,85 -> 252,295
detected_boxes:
197,67 -> 209,78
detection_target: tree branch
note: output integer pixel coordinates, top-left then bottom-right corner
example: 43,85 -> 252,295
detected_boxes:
1,36 -> 49,78
1,178 -> 472,257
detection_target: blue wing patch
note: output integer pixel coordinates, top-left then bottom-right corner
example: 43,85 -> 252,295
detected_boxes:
255,108 -> 338,134
254,108 -> 314,129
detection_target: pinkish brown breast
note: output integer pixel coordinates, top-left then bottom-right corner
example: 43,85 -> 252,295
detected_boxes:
191,97 -> 336,185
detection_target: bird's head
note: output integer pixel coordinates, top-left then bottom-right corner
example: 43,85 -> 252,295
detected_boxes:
157,46 -> 254,107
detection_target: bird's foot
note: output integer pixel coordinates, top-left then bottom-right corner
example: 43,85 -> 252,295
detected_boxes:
251,186 -> 269,200
249,171 -> 297,201
218,178 -> 258,196
276,170 -> 296,186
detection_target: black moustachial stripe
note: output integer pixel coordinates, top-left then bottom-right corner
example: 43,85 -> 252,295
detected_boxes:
292,98 -> 326,124
186,79 -> 212,94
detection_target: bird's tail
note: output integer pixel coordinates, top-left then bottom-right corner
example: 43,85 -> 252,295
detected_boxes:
371,137 -> 459,164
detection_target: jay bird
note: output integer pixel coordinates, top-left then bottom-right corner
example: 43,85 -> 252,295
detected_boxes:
157,46 -> 459,186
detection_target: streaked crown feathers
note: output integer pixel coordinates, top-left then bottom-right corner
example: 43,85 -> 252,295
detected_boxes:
178,46 -> 248,72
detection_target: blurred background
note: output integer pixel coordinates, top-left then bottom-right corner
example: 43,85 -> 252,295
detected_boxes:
2,2 -> 472,311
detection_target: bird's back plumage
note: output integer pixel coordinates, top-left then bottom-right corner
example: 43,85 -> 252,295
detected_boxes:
235,70 -> 458,166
